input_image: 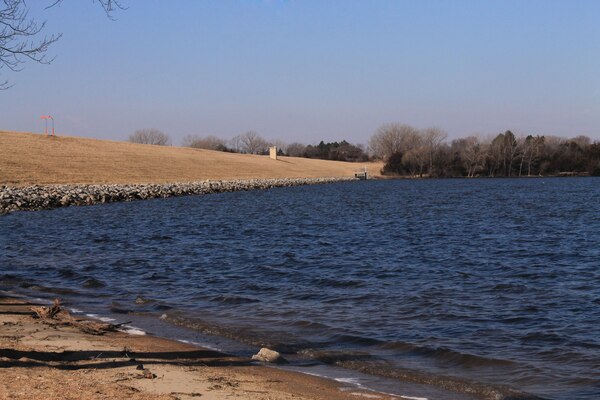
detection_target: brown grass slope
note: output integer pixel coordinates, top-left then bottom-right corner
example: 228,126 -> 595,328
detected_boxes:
0,131 -> 382,186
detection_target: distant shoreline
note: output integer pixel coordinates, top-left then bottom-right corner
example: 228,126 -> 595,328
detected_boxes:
376,173 -> 593,180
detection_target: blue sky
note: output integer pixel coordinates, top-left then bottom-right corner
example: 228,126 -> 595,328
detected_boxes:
1,0 -> 599,144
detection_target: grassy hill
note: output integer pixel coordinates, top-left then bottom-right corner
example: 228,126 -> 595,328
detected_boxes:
0,131 -> 382,186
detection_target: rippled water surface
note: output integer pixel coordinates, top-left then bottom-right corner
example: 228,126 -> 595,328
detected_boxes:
1,178 -> 599,399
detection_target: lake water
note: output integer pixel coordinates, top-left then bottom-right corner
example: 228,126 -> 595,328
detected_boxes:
1,178 -> 599,399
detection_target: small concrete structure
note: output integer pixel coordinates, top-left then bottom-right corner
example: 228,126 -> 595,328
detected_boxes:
354,167 -> 368,180
269,146 -> 278,160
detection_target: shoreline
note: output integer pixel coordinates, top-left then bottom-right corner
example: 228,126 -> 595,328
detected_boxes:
0,290 -> 548,400
0,177 -> 356,214
0,294 -> 398,400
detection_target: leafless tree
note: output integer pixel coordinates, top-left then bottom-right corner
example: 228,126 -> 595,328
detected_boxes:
402,146 -> 428,177
502,130 -> 519,177
369,123 -> 420,159
486,134 -> 503,177
422,127 -> 447,173
453,136 -> 486,177
395,130 -> 426,176
0,0 -> 124,89
182,134 -> 227,151
228,135 -> 243,153
286,142 -> 306,157
237,130 -> 268,154
526,135 -> 545,176
129,128 -> 170,146
49,0 -> 125,16
572,135 -> 591,148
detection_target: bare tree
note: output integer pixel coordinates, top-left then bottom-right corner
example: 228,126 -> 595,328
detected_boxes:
486,134 -> 504,177
402,146 -> 428,177
527,135 -> 545,176
286,142 -> 306,157
129,128 -> 170,146
1,1 -> 60,89
502,130 -> 519,177
453,136 -> 486,177
50,1 -> 125,16
0,0 -> 124,89
182,134 -> 227,151
369,123 -> 420,160
237,130 -> 268,154
422,127 -> 447,173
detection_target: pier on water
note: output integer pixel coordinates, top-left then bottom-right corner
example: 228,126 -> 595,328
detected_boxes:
354,167 -> 368,180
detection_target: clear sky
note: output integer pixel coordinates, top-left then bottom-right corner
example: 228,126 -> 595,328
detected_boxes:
1,0 -> 599,145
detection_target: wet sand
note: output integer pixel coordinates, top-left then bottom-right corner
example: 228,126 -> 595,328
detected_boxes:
0,295 -> 399,400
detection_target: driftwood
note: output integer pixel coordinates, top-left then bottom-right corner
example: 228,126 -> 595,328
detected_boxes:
66,317 -> 132,336
30,298 -> 62,319
30,298 -> 130,335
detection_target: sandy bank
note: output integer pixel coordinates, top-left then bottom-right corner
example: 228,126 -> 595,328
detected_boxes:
0,295 -> 397,400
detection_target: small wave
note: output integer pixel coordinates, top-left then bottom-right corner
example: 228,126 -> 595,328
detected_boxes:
299,349 -> 378,364
109,303 -> 132,314
161,313 -> 326,353
491,283 -> 528,293
92,235 -> 114,243
520,332 -> 566,345
152,303 -> 172,311
312,277 -> 365,288
82,277 -> 106,288
286,292 -> 318,300
19,282 -> 80,295
0,274 -> 19,283
288,319 -> 330,330
144,273 -> 166,280
319,356 -> 544,400
243,283 -> 279,292
120,325 -> 146,335
58,268 -> 79,278
211,295 -> 260,305
134,295 -> 155,305
379,342 -> 516,368
332,334 -> 383,347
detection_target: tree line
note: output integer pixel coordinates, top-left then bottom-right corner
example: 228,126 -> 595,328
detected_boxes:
129,129 -> 369,162
371,123 -> 600,177
128,125 -> 600,177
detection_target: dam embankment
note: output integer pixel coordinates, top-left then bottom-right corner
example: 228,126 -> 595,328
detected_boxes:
0,177 -> 355,214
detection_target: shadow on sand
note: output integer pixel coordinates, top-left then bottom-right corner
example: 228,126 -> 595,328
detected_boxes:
0,348 -> 253,370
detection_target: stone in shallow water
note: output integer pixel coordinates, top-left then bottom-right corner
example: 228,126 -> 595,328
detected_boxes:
251,347 -> 287,364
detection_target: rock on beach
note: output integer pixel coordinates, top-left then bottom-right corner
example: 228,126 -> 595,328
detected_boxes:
251,347 -> 287,364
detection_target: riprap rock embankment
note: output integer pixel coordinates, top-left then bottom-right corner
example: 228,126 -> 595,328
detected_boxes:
0,177 -> 355,214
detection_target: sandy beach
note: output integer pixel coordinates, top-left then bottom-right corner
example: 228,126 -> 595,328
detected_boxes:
0,295 -> 399,400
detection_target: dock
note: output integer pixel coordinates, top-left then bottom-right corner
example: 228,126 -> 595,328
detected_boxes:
354,167 -> 368,180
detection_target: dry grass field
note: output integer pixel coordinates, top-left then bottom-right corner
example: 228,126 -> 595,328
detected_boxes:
0,131 -> 383,186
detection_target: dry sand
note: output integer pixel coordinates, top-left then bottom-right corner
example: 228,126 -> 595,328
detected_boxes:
0,131 -> 383,186
0,296 -> 399,400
